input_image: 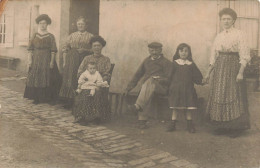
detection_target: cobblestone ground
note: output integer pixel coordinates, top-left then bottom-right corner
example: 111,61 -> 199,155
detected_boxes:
0,85 -> 202,168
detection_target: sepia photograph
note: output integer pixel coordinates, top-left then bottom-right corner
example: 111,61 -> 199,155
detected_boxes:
0,0 -> 260,167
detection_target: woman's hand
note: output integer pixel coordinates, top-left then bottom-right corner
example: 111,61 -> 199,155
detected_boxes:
236,73 -> 243,82
50,62 -> 54,69
62,53 -> 67,68
203,65 -> 214,85
27,62 -> 32,71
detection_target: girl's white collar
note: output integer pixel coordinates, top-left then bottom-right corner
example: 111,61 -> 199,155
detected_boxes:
175,59 -> 192,65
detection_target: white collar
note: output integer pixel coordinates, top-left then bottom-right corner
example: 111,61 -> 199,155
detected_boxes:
175,59 -> 192,65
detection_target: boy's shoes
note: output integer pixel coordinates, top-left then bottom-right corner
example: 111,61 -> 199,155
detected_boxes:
138,120 -> 148,129
166,120 -> 176,132
187,120 -> 195,133
127,104 -> 139,115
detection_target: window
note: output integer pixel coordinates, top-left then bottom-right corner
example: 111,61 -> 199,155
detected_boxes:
0,5 -> 14,48
0,14 -> 6,45
218,0 -> 259,51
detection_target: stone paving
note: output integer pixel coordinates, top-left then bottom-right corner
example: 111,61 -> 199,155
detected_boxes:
0,85 -> 202,168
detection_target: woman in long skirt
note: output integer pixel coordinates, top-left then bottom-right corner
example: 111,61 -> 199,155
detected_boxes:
59,16 -> 93,108
73,35 -> 111,124
24,14 -> 61,104
204,8 -> 251,137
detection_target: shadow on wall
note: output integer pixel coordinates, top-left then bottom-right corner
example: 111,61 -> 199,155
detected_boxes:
100,0 -> 218,93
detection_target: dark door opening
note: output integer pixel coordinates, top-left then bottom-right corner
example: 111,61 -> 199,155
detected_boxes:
69,0 -> 100,35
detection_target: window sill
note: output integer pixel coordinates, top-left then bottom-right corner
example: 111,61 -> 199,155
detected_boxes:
18,42 -> 28,47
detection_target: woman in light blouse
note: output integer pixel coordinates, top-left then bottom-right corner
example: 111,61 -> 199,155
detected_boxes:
204,8 -> 251,137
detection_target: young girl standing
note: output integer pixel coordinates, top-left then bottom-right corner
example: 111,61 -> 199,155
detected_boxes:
168,43 -> 203,133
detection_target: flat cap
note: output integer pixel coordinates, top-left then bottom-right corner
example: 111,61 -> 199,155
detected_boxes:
148,42 -> 163,48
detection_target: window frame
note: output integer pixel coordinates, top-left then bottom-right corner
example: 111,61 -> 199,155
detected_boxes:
0,13 -> 6,47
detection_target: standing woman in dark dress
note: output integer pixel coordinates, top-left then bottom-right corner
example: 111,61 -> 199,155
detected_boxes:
73,35 -> 111,124
204,8 -> 251,137
24,14 -> 61,104
59,16 -> 93,108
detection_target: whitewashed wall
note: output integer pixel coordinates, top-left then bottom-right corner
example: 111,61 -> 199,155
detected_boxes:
100,0 -> 218,94
0,0 -> 62,72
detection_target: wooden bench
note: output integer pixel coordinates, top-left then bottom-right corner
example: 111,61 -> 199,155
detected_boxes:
108,91 -> 167,115
108,91 -> 206,123
0,56 -> 20,70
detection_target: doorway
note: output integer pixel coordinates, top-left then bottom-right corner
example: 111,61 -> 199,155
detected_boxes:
69,0 -> 100,35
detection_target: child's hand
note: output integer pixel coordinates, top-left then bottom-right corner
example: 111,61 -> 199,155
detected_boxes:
76,89 -> 82,93
88,82 -> 96,86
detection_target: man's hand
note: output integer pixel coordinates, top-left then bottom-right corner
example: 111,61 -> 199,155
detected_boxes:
202,78 -> 208,85
202,74 -> 210,85
50,62 -> 54,69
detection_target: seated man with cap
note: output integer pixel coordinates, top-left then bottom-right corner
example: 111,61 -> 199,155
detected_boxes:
125,42 -> 172,129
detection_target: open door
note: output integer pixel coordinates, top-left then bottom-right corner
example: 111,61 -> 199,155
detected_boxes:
69,0 -> 99,35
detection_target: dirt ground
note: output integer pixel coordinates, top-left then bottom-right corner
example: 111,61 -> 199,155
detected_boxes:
0,116 -> 84,168
1,67 -> 260,168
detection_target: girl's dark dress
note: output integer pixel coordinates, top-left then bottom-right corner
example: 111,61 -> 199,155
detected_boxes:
168,60 -> 203,109
24,33 -> 61,103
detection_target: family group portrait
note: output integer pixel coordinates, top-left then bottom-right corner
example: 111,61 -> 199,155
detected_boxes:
0,0 -> 260,168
